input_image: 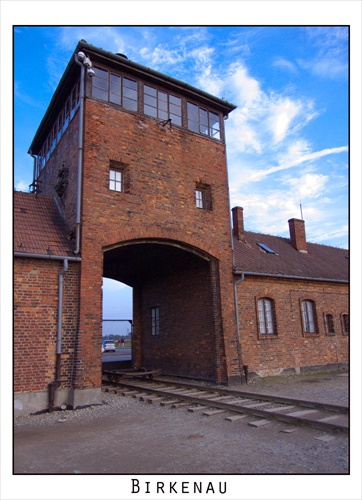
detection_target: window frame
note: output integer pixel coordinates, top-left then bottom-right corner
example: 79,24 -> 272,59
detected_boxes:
195,188 -> 205,209
187,101 -> 221,140
301,299 -> 318,335
256,297 -> 277,337
36,79 -> 80,175
143,84 -> 182,126
341,313 -> 349,336
324,313 -> 335,336
108,160 -> 130,194
151,306 -> 160,336
109,168 -> 123,192
92,66 -> 138,112
195,182 -> 212,211
90,65 -> 225,142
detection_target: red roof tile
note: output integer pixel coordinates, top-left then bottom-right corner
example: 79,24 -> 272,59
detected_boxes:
14,191 -> 74,257
233,232 -> 349,282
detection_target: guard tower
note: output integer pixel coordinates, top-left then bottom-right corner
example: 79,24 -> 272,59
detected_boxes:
27,40 -> 241,408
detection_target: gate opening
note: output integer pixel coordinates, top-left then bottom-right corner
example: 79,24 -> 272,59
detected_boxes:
103,239 -> 227,382
102,278 -> 133,368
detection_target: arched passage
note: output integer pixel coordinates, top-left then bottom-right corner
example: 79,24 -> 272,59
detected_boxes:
103,239 -> 227,381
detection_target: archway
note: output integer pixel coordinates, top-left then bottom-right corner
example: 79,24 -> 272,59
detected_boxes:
103,239 -> 226,381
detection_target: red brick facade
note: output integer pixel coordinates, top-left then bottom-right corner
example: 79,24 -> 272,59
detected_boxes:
14,41 -> 348,414
236,276 -> 348,378
14,258 -> 80,392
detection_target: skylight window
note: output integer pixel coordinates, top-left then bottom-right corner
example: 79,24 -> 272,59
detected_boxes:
257,242 -> 277,254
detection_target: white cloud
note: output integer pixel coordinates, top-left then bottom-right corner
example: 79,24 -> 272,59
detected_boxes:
300,27 -> 348,80
284,173 -> 329,199
272,58 -> 298,74
233,145 -> 348,184
267,97 -> 301,143
228,62 -> 262,106
15,180 -> 29,192
139,45 -> 185,67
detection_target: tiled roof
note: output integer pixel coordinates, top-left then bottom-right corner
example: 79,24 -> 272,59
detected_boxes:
233,232 -> 349,282
14,191 -> 74,257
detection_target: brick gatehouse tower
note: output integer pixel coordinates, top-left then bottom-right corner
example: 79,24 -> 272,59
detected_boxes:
14,40 -> 242,412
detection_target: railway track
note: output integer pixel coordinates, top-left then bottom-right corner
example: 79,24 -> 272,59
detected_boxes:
102,371 -> 349,434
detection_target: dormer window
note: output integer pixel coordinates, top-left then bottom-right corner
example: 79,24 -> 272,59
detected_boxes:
257,242 -> 277,254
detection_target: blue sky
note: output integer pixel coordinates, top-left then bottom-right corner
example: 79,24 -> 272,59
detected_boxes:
13,25 -> 351,321
3,3 -> 362,499
14,25 -> 349,246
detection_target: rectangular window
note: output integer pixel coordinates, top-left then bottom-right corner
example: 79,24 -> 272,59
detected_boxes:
109,169 -> 123,192
187,102 -> 221,140
195,189 -> 205,209
92,67 -> 138,111
325,314 -> 335,335
151,307 -> 160,336
144,85 -> 182,125
195,183 -> 212,210
302,300 -> 317,333
341,314 -> 349,335
258,298 -> 275,335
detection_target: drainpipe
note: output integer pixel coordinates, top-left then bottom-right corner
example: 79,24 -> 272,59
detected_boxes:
49,258 -> 68,412
73,52 -> 95,255
233,272 -> 248,383
73,54 -> 85,255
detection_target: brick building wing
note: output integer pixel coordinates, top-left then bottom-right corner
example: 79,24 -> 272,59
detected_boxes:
14,40 -> 349,415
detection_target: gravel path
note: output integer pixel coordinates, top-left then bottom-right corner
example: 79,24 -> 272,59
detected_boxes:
13,370 -> 350,475
8,370 -> 359,500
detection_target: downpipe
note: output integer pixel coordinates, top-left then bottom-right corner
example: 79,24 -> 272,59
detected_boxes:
49,259 -> 68,412
73,51 -> 95,255
234,272 -> 248,383
73,54 -> 85,255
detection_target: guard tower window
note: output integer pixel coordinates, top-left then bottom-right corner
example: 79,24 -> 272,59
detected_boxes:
109,169 -> 123,192
36,80 -> 80,174
195,183 -> 212,210
143,85 -> 182,126
195,189 -> 205,209
151,307 -> 160,336
187,102 -> 221,140
92,67 -> 138,111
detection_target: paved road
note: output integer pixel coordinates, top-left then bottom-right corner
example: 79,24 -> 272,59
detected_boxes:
102,347 -> 131,362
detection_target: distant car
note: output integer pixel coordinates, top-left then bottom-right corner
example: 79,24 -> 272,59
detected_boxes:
102,340 -> 116,352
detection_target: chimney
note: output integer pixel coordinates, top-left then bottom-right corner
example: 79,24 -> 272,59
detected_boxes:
288,218 -> 308,252
232,206 -> 245,242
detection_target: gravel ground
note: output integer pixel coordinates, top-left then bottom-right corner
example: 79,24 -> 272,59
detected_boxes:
13,370 -> 350,476
8,370 -> 360,500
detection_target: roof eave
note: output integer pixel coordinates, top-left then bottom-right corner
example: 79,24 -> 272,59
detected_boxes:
233,269 -> 348,284
28,39 -> 237,154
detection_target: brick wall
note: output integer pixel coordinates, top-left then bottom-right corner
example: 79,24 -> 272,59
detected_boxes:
37,113 -> 80,232
139,252 -> 218,380
74,98 -> 240,385
236,275 -> 349,377
14,258 -> 80,393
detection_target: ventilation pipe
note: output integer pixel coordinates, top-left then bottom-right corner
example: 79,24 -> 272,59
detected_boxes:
48,258 -> 68,412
